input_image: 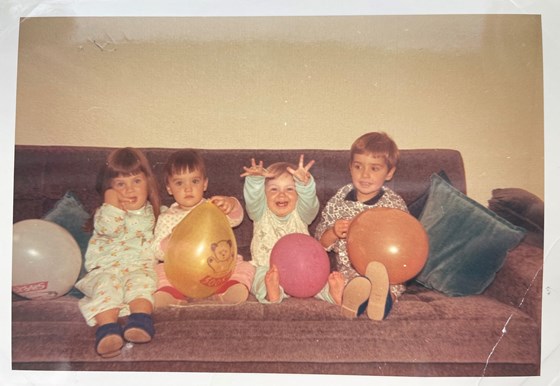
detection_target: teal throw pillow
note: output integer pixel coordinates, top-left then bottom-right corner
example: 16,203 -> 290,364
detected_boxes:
415,174 -> 526,296
43,191 -> 92,296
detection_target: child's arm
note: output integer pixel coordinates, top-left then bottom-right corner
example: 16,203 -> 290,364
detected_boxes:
152,208 -> 173,261
318,219 -> 351,249
315,194 -> 350,250
242,176 -> 266,221
92,202 -> 126,238
241,158 -> 272,221
288,155 -> 319,224
295,177 -> 320,225
210,196 -> 244,227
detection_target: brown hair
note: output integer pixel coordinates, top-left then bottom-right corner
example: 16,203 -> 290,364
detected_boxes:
163,149 -> 207,185
350,131 -> 400,170
95,147 -> 161,219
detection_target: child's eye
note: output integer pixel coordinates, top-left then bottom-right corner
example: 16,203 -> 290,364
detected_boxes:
192,179 -> 200,184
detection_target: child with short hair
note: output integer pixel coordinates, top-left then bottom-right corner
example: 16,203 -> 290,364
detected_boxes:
242,155 -> 345,304
76,147 -> 161,358
315,132 -> 408,320
152,149 -> 255,308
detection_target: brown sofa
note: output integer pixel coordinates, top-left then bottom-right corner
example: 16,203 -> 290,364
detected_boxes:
11,145 -> 542,376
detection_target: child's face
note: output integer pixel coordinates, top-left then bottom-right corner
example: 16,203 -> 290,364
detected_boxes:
265,172 -> 298,217
110,172 -> 149,211
350,152 -> 395,202
166,168 -> 208,210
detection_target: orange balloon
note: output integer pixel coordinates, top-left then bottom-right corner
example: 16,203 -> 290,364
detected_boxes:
346,207 -> 429,284
164,202 -> 237,298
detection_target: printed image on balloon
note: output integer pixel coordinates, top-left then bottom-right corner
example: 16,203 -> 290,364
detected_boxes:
164,202 -> 237,298
12,219 -> 82,300
270,233 -> 331,298
347,207 -> 429,284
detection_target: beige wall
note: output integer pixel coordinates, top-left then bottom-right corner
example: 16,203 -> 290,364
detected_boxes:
15,15 -> 543,205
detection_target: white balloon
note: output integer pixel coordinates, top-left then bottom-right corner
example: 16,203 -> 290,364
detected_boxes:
12,219 -> 82,300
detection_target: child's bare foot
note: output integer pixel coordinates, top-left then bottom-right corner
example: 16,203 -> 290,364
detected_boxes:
328,272 -> 345,305
213,282 -> 249,304
265,265 -> 281,303
154,288 -> 187,310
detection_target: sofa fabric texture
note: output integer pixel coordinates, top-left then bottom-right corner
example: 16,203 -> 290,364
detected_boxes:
12,145 -> 542,377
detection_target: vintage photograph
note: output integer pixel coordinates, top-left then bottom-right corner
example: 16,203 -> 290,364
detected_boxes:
10,13 -> 544,380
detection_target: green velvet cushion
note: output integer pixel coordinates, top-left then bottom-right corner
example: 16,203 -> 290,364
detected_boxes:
43,191 -> 92,287
415,174 -> 526,296
407,170 -> 451,219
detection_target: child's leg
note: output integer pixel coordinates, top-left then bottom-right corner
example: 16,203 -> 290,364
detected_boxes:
93,308 -> 123,358
265,265 -> 281,303
122,268 -> 157,343
229,255 -> 256,289
153,262 -> 187,309
314,272 -> 345,305
123,298 -> 155,343
251,265 -> 287,304
213,255 -> 255,304
76,270 -> 125,357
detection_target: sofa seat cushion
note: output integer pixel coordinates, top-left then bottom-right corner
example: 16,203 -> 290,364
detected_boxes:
12,290 -> 539,376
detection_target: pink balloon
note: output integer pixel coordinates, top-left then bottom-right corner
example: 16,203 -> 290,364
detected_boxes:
270,233 -> 330,298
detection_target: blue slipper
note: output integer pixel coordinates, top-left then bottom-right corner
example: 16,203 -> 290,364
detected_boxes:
123,313 -> 155,343
95,322 -> 123,358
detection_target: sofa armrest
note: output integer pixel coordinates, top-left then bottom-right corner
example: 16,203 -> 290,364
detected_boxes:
483,241 -> 543,326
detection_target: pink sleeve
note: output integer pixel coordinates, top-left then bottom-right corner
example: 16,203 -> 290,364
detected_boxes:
227,198 -> 244,228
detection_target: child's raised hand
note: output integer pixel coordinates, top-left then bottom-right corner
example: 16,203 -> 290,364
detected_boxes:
287,154 -> 315,185
240,158 -> 274,178
210,195 -> 237,215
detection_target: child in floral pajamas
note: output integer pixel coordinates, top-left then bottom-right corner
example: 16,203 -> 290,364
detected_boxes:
315,132 -> 408,320
76,147 -> 161,358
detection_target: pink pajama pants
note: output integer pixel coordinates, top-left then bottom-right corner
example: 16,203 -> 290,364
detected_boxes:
155,254 -> 255,297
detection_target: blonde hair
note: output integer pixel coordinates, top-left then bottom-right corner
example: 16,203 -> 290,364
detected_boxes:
265,162 -> 297,181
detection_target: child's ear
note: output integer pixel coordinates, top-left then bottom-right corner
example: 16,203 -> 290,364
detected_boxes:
166,185 -> 173,195
385,166 -> 396,181
203,178 -> 209,191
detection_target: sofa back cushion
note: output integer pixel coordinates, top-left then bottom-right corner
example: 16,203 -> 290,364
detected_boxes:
13,146 -> 466,259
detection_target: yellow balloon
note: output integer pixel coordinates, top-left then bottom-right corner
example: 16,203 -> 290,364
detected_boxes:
164,201 -> 237,298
